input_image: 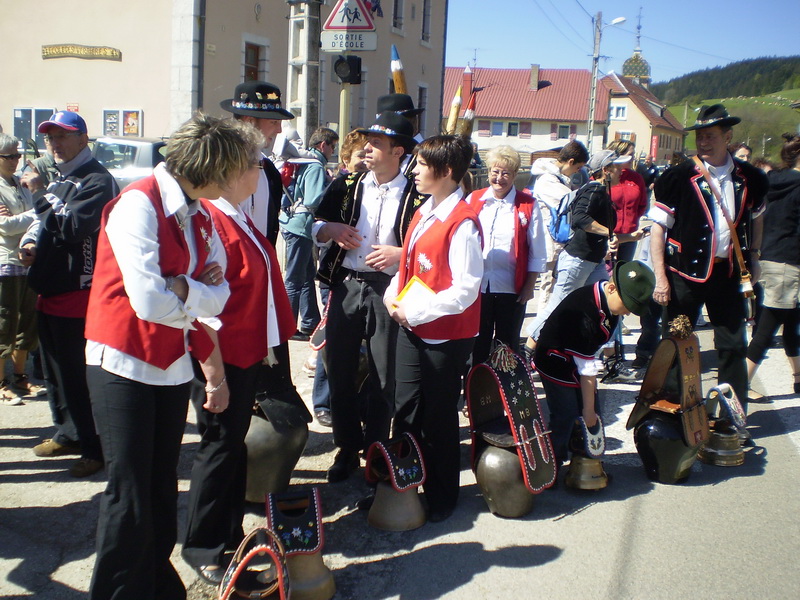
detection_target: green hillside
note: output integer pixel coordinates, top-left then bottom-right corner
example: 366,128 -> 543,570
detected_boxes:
667,90 -> 800,161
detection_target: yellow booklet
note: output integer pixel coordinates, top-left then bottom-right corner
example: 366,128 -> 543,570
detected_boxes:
393,275 -> 435,308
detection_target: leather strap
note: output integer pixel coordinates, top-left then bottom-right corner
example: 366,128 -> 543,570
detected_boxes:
691,156 -> 750,281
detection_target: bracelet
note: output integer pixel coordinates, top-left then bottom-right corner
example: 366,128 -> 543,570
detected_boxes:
205,376 -> 227,394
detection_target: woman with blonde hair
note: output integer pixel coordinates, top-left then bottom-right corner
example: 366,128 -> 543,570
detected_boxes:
467,145 -> 547,363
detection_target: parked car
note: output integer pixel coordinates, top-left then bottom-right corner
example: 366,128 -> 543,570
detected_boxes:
91,136 -> 167,189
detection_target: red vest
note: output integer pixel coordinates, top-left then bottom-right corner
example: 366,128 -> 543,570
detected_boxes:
85,175 -> 215,369
397,198 -> 481,340
468,188 -> 535,294
204,201 -> 296,368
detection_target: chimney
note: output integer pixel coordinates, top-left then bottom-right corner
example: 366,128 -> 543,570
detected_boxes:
462,65 -> 473,96
529,64 -> 540,91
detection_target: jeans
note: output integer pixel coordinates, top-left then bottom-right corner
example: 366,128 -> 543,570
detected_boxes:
528,252 -> 608,340
282,230 -> 320,333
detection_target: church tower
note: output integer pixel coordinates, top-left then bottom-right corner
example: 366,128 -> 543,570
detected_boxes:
621,7 -> 651,88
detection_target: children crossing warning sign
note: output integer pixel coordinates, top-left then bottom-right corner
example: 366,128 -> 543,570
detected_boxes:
323,0 -> 376,31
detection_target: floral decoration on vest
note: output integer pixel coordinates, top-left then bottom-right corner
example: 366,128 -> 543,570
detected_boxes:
417,253 -> 432,273
198,217 -> 213,254
518,212 -> 529,228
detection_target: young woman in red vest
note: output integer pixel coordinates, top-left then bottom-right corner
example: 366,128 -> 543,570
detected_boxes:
384,135 -> 483,523
181,137 -> 298,586
84,115 -> 261,600
467,145 -> 547,364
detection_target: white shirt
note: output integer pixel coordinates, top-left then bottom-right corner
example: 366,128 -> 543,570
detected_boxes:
241,152 -> 272,239
313,169 -> 406,276
476,186 -> 547,294
85,163 -> 230,385
385,190 -> 483,343
648,155 -> 736,259
205,197 -> 281,349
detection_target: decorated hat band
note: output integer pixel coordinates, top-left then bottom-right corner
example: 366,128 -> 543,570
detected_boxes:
366,124 -> 402,136
231,100 -> 284,111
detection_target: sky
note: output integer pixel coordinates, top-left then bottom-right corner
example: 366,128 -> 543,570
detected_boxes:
445,0 -> 799,84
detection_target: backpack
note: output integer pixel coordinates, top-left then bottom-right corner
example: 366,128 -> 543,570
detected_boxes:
546,186 -> 581,244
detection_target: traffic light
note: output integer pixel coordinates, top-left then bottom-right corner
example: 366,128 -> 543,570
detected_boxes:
333,55 -> 362,84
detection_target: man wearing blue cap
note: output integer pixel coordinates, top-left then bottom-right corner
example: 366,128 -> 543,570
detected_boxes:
20,111 -> 117,478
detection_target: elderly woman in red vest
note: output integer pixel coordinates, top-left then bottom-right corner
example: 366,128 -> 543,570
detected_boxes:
467,145 -> 547,364
384,135 -> 483,523
181,134 -> 297,586
84,114 -> 260,600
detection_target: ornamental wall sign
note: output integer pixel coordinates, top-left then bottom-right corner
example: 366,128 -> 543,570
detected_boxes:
42,44 -> 122,61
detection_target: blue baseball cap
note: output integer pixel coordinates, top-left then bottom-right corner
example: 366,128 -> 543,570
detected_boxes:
37,111 -> 88,134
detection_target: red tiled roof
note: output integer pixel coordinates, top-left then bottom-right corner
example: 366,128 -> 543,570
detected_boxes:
602,74 -> 684,132
442,66 -> 609,123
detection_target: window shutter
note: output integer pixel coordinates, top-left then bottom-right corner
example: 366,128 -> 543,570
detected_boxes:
550,123 -> 557,141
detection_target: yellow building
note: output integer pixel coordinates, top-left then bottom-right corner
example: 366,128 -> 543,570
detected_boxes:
2,0 -> 446,148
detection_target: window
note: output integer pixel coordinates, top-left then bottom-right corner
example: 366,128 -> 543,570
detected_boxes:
244,43 -> 261,81
392,0 -> 404,30
478,120 -> 490,137
507,122 -> 519,137
421,0 -> 432,43
14,108 -> 56,150
611,105 -> 627,120
417,85 -> 428,137
491,122 -> 504,136
519,122 -> 531,138
557,124 -> 570,139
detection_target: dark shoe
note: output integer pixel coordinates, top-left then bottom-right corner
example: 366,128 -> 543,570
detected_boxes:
10,374 -> 47,398
793,373 -> 800,395
33,438 -> 81,457
195,564 -> 224,586
69,458 -> 104,478
355,493 -> 375,511
326,449 -> 359,482
428,507 -> 455,523
290,332 -> 311,342
315,409 -> 333,428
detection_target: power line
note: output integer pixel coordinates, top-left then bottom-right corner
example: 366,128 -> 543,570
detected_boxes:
531,0 -> 590,56
616,27 -> 735,63
545,0 -> 591,47
574,0 -> 592,19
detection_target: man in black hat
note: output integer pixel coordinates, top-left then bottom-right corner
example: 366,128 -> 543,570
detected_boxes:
648,104 -> 768,406
221,80 -> 294,246
312,111 -> 424,482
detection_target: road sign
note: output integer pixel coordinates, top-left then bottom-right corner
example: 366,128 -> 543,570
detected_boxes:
320,30 -> 378,52
323,0 -> 375,31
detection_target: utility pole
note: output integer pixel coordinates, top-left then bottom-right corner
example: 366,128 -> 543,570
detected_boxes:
286,1 -> 321,144
587,12 -> 602,154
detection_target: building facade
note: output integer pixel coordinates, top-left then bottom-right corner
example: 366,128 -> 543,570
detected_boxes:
441,65 -> 610,166
2,0 -> 446,150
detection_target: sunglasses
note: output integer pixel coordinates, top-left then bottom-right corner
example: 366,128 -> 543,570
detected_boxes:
0,154 -> 21,161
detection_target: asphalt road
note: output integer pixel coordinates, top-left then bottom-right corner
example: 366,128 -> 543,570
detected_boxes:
1,312 -> 798,600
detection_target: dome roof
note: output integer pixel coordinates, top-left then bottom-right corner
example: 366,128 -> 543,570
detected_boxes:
623,50 -> 651,80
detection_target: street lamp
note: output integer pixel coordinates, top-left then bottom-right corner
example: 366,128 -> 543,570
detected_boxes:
587,12 -> 626,154
762,134 -> 772,157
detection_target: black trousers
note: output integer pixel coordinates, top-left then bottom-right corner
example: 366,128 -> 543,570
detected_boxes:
472,292 -> 526,365
325,275 -> 396,452
666,263 -> 748,405
88,366 -> 190,600
182,361 -> 260,569
39,312 -> 102,461
393,328 -> 474,514
540,377 -> 600,466
747,306 -> 800,362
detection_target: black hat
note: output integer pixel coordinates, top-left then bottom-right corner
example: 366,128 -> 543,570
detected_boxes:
220,81 -> 294,119
613,260 -> 656,317
376,93 -> 424,117
356,111 -> 418,153
685,104 -> 741,131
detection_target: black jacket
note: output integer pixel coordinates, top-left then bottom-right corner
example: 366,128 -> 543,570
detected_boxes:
314,171 -> 425,286
262,157 -> 282,247
534,281 -> 618,388
653,157 -> 768,282
27,158 -> 117,297
762,168 -> 800,265
565,181 -> 616,263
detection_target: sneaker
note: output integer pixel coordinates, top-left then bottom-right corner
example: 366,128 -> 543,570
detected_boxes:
1,379 -> 24,405
33,438 -> 81,457
69,457 -> 104,478
10,374 -> 47,398
606,367 -> 645,384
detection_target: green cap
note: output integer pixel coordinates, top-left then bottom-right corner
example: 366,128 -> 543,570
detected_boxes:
613,260 -> 656,316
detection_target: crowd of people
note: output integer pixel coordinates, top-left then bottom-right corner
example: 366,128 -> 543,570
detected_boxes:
1,88 -> 796,599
